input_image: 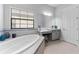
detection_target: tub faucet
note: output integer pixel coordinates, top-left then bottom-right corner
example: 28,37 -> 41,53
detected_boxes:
37,25 -> 42,35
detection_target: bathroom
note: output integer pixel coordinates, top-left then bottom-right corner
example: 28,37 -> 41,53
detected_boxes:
0,4 -> 79,54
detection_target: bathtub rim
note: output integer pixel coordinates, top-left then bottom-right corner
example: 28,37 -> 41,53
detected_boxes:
17,36 -> 44,54
0,34 -> 39,45
0,34 -> 44,54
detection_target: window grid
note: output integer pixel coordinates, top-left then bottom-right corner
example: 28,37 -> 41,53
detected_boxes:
11,8 -> 34,29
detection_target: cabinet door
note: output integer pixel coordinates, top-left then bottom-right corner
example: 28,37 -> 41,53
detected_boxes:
52,30 -> 61,40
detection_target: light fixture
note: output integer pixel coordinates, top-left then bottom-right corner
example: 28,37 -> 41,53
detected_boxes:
43,12 -> 52,16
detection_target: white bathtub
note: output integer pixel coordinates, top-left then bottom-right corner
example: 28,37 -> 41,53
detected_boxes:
0,34 -> 44,54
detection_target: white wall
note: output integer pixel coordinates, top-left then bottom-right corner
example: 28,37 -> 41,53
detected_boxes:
42,6 -> 54,28
56,5 -> 79,45
4,4 -> 45,30
0,4 -> 3,36
3,4 -> 54,36
52,18 -> 61,29
43,16 -> 54,27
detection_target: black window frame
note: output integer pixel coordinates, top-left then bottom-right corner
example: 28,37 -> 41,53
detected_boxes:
11,8 -> 34,29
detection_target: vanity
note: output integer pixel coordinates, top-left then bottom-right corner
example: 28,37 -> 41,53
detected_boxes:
39,28 -> 61,41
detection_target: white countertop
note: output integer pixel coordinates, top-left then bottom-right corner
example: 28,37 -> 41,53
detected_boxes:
39,28 -> 60,33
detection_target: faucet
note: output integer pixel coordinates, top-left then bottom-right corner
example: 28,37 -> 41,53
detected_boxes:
37,25 -> 42,35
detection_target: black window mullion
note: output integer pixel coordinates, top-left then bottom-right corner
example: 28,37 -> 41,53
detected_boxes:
19,10 -> 21,28
11,8 -> 34,29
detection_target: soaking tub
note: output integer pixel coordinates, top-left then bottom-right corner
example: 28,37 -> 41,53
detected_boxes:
0,34 -> 44,54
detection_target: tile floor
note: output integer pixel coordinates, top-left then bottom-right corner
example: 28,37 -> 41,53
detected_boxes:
44,40 -> 79,54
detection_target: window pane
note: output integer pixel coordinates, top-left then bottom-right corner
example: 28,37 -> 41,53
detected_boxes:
21,17 -> 28,19
28,21 -> 33,25
28,25 -> 33,28
28,18 -> 34,20
12,24 -> 16,28
12,19 -> 16,24
12,9 -> 20,14
12,13 -> 20,18
12,19 -> 20,24
21,20 -> 27,24
12,16 -> 20,19
15,24 -> 20,28
21,25 -> 27,28
16,20 -> 20,23
21,11 -> 27,15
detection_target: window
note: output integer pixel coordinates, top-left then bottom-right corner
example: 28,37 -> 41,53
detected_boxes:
11,8 -> 34,29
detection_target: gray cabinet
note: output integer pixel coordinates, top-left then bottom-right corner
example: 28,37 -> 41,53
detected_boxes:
52,30 -> 61,40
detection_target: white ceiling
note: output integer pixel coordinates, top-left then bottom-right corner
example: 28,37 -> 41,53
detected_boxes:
48,4 -> 71,8
48,4 -> 60,7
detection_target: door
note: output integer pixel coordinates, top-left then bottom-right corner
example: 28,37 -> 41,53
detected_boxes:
60,5 -> 79,45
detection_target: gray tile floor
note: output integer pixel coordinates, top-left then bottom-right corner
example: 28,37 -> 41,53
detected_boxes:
44,40 -> 79,54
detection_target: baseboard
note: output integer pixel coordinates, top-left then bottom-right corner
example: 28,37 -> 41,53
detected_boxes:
60,40 -> 78,46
